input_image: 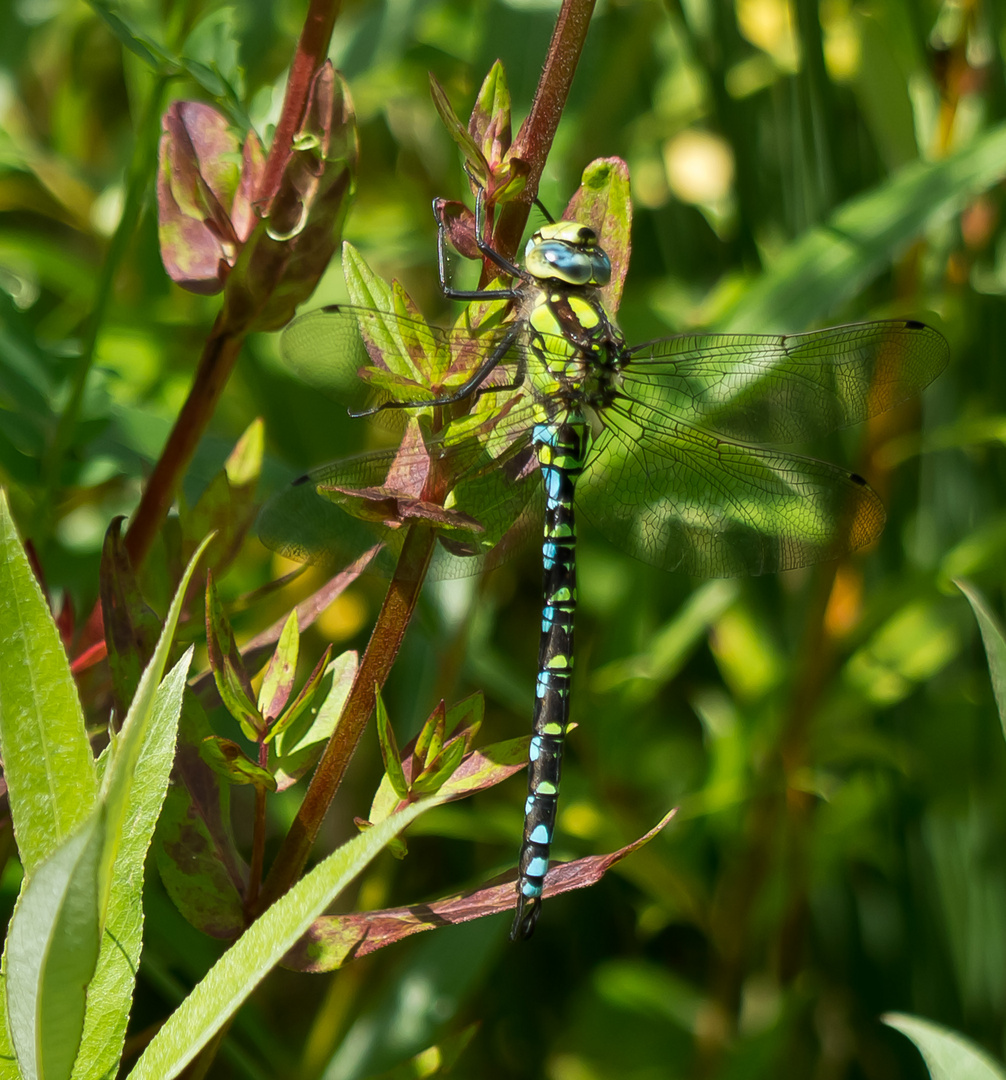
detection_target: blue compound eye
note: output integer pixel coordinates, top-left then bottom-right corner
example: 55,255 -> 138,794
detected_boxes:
524,230 -> 612,286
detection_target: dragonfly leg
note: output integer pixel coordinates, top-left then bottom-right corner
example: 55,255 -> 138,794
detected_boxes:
434,178 -> 523,301
349,321 -> 524,417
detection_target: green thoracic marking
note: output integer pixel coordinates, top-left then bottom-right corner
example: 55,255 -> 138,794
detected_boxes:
265,187 -> 950,943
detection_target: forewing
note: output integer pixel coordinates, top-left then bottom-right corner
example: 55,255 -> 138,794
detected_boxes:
620,319 -> 948,444
279,305 -> 528,415
578,397 -> 886,577
257,433 -> 542,582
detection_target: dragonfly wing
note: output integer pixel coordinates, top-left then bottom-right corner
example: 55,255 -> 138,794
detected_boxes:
578,397 -> 885,576
280,304 -> 527,414
257,433 -> 542,582
621,319 -> 948,444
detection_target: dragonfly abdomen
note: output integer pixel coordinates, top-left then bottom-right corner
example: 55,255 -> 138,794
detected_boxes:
511,417 -> 590,940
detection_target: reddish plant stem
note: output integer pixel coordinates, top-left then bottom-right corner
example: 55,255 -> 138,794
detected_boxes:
124,0 -> 341,570
258,524 -> 436,910
245,741 -> 271,915
124,322 -> 245,567
259,0 -> 342,202
493,0 -> 596,261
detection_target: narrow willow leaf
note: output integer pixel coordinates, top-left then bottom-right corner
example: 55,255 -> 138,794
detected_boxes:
257,610 -> 298,720
73,652 -> 192,1080
7,810 -> 104,1080
98,532 -> 212,911
956,580 -> 1006,744
884,1013 -> 1006,1080
273,651 -> 356,790
0,490 -> 97,873
375,688 -> 408,800
129,798 -> 439,1080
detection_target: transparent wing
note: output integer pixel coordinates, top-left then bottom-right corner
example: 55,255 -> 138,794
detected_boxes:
578,395 -> 886,577
280,304 -> 528,415
621,319 -> 948,444
257,432 -> 543,582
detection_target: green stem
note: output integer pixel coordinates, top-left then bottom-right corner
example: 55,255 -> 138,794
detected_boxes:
258,523 -> 436,910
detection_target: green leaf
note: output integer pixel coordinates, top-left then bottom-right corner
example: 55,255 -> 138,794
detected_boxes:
470,60 -> 512,169
428,74 -> 487,183
200,737 -> 277,791
273,651 -> 357,790
883,1013 -> 1006,1080
7,811 -> 104,1080
720,122 -> 1006,332
128,798 -> 440,1079
205,572 -> 262,740
956,580 -> 1006,743
257,610 -> 299,721
72,651 -> 192,1080
0,490 -> 98,873
376,689 -> 409,801
266,644 -> 332,744
414,701 -> 446,767
411,737 -> 466,796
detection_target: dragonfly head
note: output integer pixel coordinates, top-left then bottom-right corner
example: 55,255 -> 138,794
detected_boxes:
524,221 -> 612,287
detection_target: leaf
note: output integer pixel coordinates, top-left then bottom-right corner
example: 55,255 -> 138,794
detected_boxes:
411,738 -> 466,796
7,810 -> 104,1080
883,1013 -> 1006,1080
414,700 -> 446,766
956,580 -> 1006,745
370,732 -> 527,825
565,157 -> 632,312
128,798 -> 441,1080
266,643 -> 331,744
99,516 -> 163,720
720,121 -> 1006,332
282,810 -> 676,972
273,651 -> 357,790
154,699 -> 247,939
257,610 -> 299,721
469,60 -> 512,169
0,490 -> 98,874
200,737 -> 277,791
429,74 -> 487,183
72,652 -> 192,1080
205,571 -> 262,740
376,689 -> 409,800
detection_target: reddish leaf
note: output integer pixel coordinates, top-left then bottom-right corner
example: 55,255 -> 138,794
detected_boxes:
267,643 -> 333,743
154,700 -> 248,939
282,811 -> 677,971
99,516 -> 163,720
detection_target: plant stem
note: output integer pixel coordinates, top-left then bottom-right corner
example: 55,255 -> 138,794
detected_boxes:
494,0 -> 596,260
245,741 -> 270,915
258,524 -> 437,910
124,320 -> 246,566
124,0 -> 342,569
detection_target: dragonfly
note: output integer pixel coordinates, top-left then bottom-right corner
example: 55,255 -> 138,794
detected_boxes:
260,182 -> 949,940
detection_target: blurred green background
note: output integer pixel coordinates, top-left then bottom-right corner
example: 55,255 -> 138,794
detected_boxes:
2,0 -> 1006,1076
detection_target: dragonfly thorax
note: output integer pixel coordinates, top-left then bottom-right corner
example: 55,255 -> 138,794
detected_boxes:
524,220 -> 612,287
